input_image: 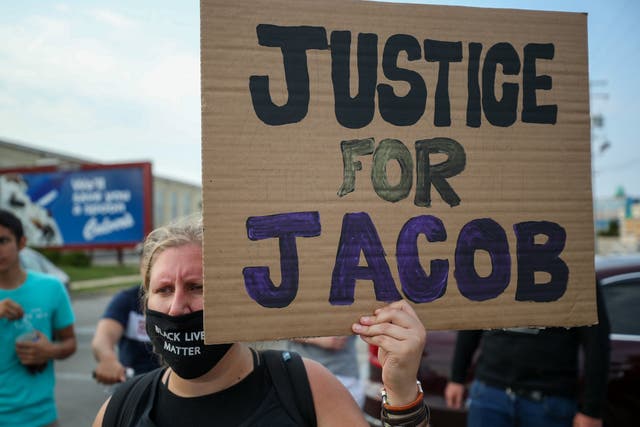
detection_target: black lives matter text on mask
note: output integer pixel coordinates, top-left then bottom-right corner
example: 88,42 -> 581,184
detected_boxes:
154,325 -> 205,356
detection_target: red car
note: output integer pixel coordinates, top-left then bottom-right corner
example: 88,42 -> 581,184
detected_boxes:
364,253 -> 640,427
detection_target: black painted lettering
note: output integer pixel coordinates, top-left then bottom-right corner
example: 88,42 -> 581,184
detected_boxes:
331,31 -> 378,129
466,42 -> 483,127
377,34 -> 427,126
522,43 -> 557,124
424,39 -> 463,127
249,25 -> 328,126
414,137 -> 466,207
482,42 -> 520,127
513,221 -> 568,302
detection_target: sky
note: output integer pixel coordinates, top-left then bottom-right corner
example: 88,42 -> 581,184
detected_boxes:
0,0 -> 637,198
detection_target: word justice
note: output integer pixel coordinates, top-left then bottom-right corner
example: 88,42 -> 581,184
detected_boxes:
249,25 -> 557,128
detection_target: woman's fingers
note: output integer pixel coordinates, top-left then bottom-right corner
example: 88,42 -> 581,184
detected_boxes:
353,300 -> 427,407
352,300 -> 425,364
354,300 -> 424,341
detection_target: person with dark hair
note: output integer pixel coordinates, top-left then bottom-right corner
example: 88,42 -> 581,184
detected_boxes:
0,209 -> 76,427
93,217 -> 429,427
92,285 -> 160,385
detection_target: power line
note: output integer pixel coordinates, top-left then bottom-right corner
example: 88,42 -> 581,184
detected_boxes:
596,157 -> 640,174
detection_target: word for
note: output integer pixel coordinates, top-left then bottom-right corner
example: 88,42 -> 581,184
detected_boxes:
249,25 -> 557,128
243,211 -> 567,308
338,136 -> 465,207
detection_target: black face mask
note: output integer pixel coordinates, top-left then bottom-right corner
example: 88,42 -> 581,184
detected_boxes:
145,309 -> 232,379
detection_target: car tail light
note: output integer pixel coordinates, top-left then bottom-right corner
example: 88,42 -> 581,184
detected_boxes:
369,344 -> 382,368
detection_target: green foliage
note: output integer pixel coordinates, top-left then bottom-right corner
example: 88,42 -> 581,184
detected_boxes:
39,249 -> 91,266
63,265 -> 140,282
38,248 -> 91,270
60,251 -> 92,267
597,219 -> 620,237
39,248 -> 62,263
36,249 -> 140,288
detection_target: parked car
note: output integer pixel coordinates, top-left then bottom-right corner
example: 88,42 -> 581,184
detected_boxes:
364,253 -> 640,427
19,246 -> 71,291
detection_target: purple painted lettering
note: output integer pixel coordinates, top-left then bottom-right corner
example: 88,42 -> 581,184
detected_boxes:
243,211 -> 321,308
455,218 -> 511,301
330,212 -> 401,305
396,215 -> 448,303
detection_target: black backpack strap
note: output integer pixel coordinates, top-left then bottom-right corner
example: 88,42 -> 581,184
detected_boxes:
262,349 -> 317,427
103,368 -> 165,427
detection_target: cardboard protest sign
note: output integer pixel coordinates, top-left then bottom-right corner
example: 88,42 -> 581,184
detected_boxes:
200,0 -> 594,343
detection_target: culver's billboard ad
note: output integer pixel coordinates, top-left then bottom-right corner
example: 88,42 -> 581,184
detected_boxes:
0,162 -> 152,248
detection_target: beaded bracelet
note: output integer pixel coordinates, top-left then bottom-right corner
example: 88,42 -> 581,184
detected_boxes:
380,381 -> 430,427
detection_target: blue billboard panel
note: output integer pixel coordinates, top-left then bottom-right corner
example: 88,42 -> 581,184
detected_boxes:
0,163 -> 152,248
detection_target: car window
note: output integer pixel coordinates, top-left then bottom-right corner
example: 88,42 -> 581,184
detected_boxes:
19,247 -> 70,285
601,278 -> 640,336
19,249 -> 48,271
20,249 -> 55,273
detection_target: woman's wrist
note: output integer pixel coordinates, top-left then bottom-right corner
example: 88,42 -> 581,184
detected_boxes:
382,380 -> 422,407
380,381 -> 429,427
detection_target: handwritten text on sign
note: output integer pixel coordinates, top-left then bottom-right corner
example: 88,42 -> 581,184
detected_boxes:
242,24 -> 566,308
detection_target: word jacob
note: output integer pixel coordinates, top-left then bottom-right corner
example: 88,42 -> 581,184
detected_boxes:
242,211 -> 568,309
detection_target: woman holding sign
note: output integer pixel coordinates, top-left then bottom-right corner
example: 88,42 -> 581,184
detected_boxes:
93,217 -> 428,427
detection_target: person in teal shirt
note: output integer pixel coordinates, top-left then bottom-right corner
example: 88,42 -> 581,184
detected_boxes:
0,209 -> 76,427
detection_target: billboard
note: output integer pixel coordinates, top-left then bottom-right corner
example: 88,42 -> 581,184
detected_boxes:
0,162 -> 152,248
200,0 -> 594,342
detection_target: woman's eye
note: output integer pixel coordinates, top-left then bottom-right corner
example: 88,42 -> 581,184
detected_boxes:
156,286 -> 173,294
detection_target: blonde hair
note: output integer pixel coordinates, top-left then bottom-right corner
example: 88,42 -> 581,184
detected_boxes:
140,215 -> 203,302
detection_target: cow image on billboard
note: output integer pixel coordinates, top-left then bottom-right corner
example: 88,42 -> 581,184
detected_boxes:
0,173 -> 63,246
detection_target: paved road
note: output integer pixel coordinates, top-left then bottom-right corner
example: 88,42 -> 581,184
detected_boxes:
55,290 -> 117,427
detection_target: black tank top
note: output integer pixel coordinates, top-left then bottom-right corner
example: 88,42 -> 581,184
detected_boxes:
149,355 -> 301,426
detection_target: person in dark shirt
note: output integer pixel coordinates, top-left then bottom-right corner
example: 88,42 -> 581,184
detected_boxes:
92,217 -> 429,427
445,284 -> 610,427
92,285 -> 159,384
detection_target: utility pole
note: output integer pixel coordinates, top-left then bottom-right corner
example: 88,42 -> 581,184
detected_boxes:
590,80 -> 609,254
